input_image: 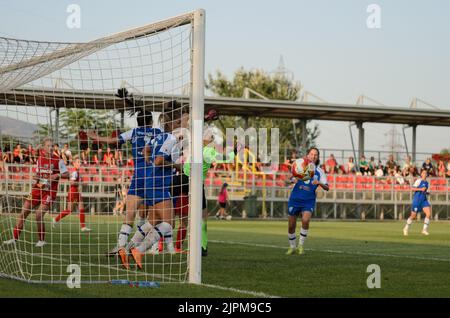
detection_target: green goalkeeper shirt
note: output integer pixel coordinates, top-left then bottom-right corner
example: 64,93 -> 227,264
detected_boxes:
183,146 -> 234,180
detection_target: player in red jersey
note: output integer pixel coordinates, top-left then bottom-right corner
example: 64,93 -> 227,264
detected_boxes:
52,155 -> 90,232
3,137 -> 69,247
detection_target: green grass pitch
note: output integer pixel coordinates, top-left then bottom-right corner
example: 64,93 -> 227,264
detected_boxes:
1,218 -> 450,297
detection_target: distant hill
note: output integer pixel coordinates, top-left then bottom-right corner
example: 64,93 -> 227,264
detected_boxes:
0,116 -> 38,138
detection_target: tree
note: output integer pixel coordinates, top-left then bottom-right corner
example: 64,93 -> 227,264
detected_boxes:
33,109 -> 124,151
207,68 -> 320,158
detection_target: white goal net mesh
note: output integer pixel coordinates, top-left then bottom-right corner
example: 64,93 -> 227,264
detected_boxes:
0,11 -> 204,284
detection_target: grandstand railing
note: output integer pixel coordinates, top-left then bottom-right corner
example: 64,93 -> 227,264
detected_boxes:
1,163 -> 449,220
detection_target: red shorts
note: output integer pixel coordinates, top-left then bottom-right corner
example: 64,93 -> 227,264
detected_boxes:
28,188 -> 56,208
68,190 -> 81,203
174,194 -> 189,217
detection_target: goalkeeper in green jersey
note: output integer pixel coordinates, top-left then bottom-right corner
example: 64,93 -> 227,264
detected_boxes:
181,122 -> 234,256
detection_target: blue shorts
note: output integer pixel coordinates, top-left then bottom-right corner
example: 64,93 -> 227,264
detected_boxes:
144,189 -> 171,207
412,200 -> 430,213
128,174 -> 146,198
288,201 -> 315,216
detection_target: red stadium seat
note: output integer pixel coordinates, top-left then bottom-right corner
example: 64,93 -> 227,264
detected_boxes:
276,181 -> 285,187
345,183 -> 354,189
336,176 -> 346,183
364,184 -> 373,190
430,179 -> 440,185
327,175 -> 335,183
335,183 -> 346,189
265,181 -> 273,187
437,186 -> 447,192
364,176 -> 374,183
79,167 -> 88,174
213,179 -> 222,186
81,176 -> 91,183
383,184 -> 392,191
92,175 -> 101,182
103,175 -> 115,183
204,179 -> 212,186
345,176 -> 355,183
375,184 -> 384,191
355,184 -> 364,190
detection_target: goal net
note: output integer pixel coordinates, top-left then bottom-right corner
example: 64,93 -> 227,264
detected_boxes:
0,10 -> 205,285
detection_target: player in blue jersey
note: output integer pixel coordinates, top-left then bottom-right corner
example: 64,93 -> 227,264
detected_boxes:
286,147 -> 329,255
123,106 -> 189,269
403,169 -> 432,236
87,89 -> 161,256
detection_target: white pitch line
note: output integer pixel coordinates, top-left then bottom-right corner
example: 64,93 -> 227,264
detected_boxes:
210,240 -> 450,263
2,250 -> 280,297
201,283 -> 280,298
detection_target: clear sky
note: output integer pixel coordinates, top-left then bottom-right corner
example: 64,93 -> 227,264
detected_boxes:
1,0 -> 450,160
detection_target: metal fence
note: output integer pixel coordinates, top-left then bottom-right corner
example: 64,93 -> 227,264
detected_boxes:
1,163 -> 449,220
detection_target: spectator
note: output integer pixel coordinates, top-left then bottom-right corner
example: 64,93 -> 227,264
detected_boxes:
402,155 -> 414,174
3,145 -> 11,163
346,157 -> 356,174
53,143 -> 61,159
438,160 -> 446,178
92,148 -> 102,165
446,160 -> 450,178
112,177 -> 127,216
394,165 -> 405,185
81,147 -> 90,165
0,151 -> 4,172
103,147 -> 114,166
61,143 -> 72,165
385,154 -> 397,175
359,155 -> 369,175
12,143 -> 23,164
78,126 -> 89,151
24,145 -> 37,165
422,158 -> 435,176
325,154 -> 338,174
110,129 -> 121,151
375,163 -> 384,177
115,149 -> 124,167
215,183 -> 231,220
285,150 -> 298,168
368,156 -> 376,175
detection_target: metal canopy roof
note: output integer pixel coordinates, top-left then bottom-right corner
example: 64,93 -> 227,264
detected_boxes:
2,88 -> 450,127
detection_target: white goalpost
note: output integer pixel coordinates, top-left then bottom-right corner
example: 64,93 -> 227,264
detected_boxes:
0,9 -> 205,285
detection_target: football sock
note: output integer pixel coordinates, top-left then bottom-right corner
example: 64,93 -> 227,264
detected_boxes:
118,223 -> 132,248
288,233 -> 296,248
137,226 -> 162,253
423,217 -> 430,231
405,217 -> 413,229
136,216 -> 146,228
201,221 -> 207,250
299,227 -> 308,246
131,221 -> 153,245
54,210 -> 70,222
79,208 -> 86,228
13,227 -> 21,240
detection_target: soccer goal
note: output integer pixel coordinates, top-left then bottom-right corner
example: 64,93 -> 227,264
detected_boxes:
0,10 -> 205,285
